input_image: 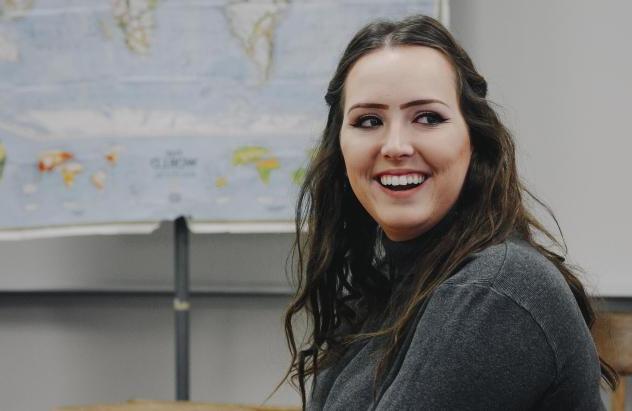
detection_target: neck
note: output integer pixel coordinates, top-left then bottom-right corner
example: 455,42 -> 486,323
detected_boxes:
378,207 -> 462,282
381,232 -> 426,282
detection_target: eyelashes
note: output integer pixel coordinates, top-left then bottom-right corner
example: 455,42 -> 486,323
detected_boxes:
416,112 -> 447,125
350,112 -> 447,129
351,115 -> 382,128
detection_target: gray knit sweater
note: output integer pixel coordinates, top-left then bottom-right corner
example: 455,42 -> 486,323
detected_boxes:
307,236 -> 605,410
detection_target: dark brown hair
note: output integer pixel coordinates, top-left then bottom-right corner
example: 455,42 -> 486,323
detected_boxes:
275,14 -> 617,408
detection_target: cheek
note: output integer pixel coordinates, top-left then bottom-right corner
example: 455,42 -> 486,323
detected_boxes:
339,135 -> 352,173
445,140 -> 472,194
427,131 -> 471,174
340,133 -> 368,172
456,136 -> 473,172
339,133 -> 350,159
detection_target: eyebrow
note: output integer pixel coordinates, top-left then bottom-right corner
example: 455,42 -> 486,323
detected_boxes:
346,99 -> 449,114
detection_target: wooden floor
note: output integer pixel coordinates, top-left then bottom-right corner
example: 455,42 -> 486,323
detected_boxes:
55,400 -> 300,411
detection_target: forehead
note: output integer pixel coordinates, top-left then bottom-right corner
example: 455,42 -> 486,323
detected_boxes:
343,45 -> 458,107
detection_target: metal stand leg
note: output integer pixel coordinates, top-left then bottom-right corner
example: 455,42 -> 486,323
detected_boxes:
174,216 -> 190,400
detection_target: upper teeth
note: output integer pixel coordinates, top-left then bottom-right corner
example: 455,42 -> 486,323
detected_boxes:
379,174 -> 427,186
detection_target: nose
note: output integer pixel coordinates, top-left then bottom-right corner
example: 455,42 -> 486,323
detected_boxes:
380,127 -> 414,159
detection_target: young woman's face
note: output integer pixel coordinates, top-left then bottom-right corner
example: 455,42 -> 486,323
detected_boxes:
340,46 -> 471,241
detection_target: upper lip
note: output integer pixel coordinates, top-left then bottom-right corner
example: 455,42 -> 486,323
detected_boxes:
374,169 -> 431,178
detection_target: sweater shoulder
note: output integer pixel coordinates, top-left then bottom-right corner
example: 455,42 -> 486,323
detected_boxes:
441,237 -> 595,376
443,237 -> 576,310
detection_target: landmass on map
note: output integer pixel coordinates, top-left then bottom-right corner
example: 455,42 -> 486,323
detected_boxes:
232,146 -> 280,185
290,147 -> 317,186
34,146 -> 122,189
111,0 -> 158,55
224,0 -> 290,83
0,0 -> 34,19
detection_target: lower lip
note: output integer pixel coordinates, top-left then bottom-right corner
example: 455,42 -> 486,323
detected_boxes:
374,177 -> 430,198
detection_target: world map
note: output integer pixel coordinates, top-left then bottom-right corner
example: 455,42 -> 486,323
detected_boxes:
0,0 -> 442,234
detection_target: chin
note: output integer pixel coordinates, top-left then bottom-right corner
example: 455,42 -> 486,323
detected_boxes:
379,219 -> 430,241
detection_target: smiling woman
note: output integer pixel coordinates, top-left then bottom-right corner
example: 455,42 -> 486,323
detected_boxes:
276,15 -> 618,411
340,46 -> 471,241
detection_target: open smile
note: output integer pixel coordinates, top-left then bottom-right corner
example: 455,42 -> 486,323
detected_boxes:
373,172 -> 431,197
373,170 -> 430,191
378,173 -> 427,190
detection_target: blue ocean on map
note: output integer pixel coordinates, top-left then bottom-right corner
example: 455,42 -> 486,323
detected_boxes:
0,0 -> 440,233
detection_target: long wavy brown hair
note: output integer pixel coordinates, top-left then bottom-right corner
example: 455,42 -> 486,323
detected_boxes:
275,14 -> 618,408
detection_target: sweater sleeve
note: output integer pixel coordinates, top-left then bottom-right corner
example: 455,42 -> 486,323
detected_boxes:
374,282 -> 557,411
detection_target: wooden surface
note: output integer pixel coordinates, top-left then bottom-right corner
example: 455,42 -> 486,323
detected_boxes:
592,312 -> 632,375
54,400 -> 300,411
592,312 -> 632,411
612,382 -> 626,411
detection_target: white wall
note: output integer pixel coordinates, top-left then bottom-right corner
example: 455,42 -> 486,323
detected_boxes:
1,1 -> 630,410
0,293 -> 301,410
450,0 -> 631,407
1,222 -> 294,292
450,0 -> 632,297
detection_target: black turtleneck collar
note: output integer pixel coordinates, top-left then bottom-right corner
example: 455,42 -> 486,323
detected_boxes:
380,232 -> 426,283
377,208 -> 462,283
378,215 -> 525,285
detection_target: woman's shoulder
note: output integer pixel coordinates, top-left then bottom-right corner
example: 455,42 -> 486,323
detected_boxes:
438,236 -> 595,373
380,237 -> 602,409
444,236 -> 575,307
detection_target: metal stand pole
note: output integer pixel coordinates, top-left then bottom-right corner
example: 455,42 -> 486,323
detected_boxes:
174,216 -> 190,400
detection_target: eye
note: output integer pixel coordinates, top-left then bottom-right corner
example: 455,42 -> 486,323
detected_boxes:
351,115 -> 382,129
415,112 -> 446,125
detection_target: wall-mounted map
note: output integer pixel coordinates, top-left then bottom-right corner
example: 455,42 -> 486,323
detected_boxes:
0,0 -> 443,237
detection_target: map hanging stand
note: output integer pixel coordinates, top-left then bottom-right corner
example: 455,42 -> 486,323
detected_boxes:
174,216 -> 190,400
